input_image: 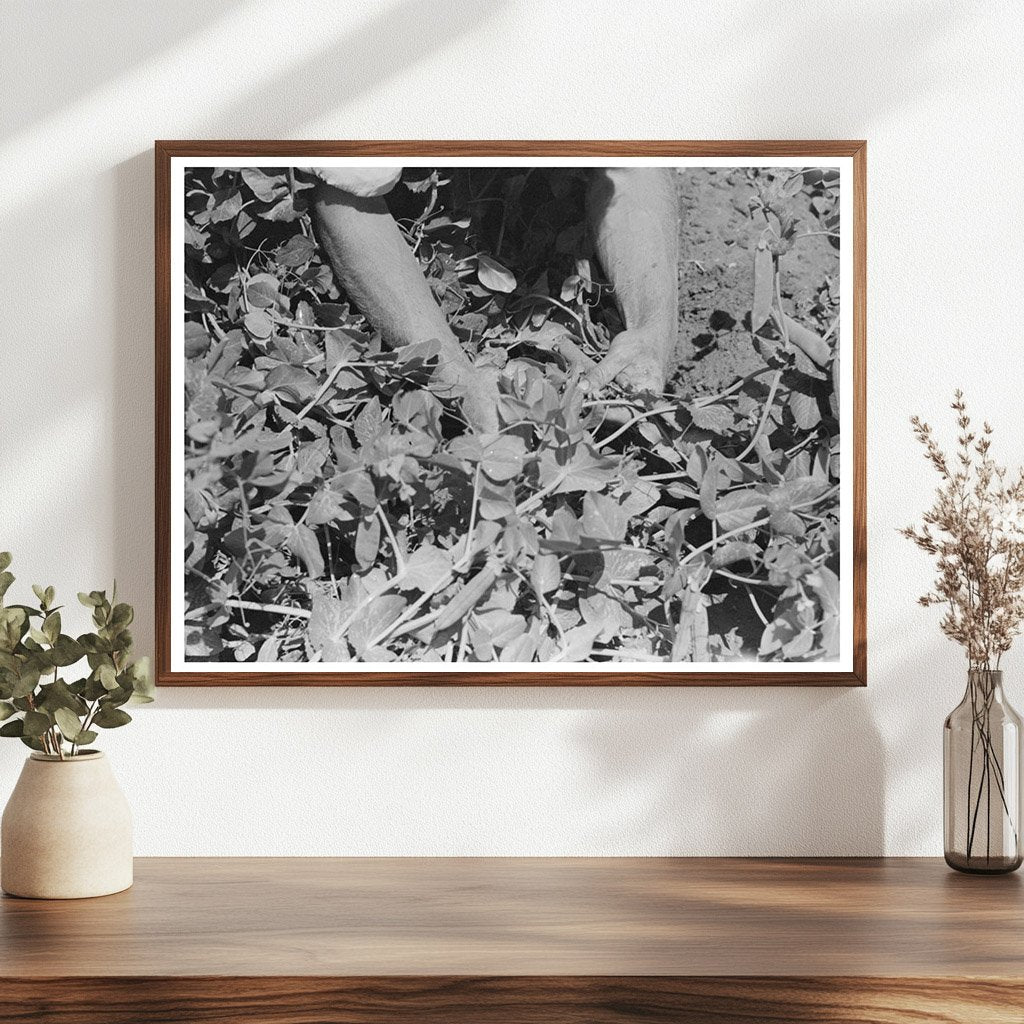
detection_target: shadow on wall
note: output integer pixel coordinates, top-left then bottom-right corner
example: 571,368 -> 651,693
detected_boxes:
147,680 -> 886,856
572,687 -> 884,856
732,0 -> 970,130
112,151 -> 156,653
208,0 -> 505,138
74,0 -> 980,856
1,0 -> 505,142
106,0 -> 506,657
0,1 -> 241,139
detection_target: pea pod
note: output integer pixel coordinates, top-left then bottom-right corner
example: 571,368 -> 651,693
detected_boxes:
434,559 -> 501,632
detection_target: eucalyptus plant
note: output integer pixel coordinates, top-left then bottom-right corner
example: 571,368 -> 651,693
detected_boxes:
0,553 -> 153,759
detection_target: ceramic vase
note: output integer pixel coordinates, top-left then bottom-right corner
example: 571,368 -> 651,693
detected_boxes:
1,751 -> 133,898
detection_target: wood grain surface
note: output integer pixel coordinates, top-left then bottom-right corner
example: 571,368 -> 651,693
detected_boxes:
1,976 -> 1022,1024
155,140 -> 867,687
2,857 -> 1020,1023
4,857 -> 1021,977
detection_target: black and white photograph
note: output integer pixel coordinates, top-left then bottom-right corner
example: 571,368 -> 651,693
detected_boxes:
165,149 -> 859,681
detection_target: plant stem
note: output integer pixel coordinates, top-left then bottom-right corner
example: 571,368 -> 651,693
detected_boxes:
224,599 -> 312,620
964,672 -> 1018,862
733,368 -> 783,463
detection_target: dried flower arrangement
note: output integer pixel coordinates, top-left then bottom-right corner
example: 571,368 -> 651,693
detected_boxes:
903,390 -> 1024,869
902,391 -> 1024,669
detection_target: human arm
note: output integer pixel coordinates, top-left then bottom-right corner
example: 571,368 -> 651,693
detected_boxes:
312,183 -> 498,431
586,168 -> 681,392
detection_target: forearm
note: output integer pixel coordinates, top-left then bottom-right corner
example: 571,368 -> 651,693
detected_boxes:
587,168 -> 679,366
312,186 -> 473,384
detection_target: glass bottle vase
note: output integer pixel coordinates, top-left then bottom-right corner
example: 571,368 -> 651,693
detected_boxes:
944,669 -> 1023,873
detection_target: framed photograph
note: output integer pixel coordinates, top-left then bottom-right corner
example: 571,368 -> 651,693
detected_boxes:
156,141 -> 865,686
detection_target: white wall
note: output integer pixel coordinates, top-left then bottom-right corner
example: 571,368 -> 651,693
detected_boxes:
0,0 -> 1021,856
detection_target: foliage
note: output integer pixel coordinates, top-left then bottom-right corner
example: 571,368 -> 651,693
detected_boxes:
183,165 -> 841,664
0,554 -> 153,757
903,392 -> 1024,669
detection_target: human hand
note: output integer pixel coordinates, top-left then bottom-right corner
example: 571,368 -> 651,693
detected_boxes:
458,366 -> 501,434
433,358 -> 500,434
588,329 -> 670,394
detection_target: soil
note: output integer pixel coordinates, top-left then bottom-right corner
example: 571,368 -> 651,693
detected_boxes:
671,167 -> 839,396
665,167 -> 840,654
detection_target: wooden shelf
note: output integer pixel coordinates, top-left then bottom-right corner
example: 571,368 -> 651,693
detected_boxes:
1,857 -> 1021,1022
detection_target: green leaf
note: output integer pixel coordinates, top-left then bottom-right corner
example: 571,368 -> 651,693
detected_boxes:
244,309 -> 274,339
711,541 -> 761,569
581,493 -> 629,543
75,730 -> 98,746
353,397 -> 385,449
478,481 -> 515,522
184,320 -> 211,359
399,545 -> 453,592
0,651 -> 17,675
529,552 -> 560,596
0,553 -> 10,573
0,701 -> 16,721
473,609 -> 526,648
479,433 -> 528,483
92,705 -> 132,729
32,584 -> 48,607
284,523 -> 324,579
50,635 -> 86,667
276,234 -> 316,267
209,187 -> 243,223
265,364 -> 319,404
714,489 -> 767,532
98,664 -> 118,690
0,572 -> 13,602
83,674 -> 107,701
751,244 -> 774,332
699,456 -> 719,520
240,167 -> 288,202
769,510 -> 806,538
77,634 -> 106,654
54,707 -> 85,742
768,476 -> 829,511
36,678 -> 88,716
550,445 -> 617,495
546,505 -> 582,549
22,710 -> 51,738
691,404 -> 734,434
354,516 -> 380,569
477,254 -> 517,293
788,389 -> 820,431
128,656 -> 153,700
104,683 -> 133,710
42,611 -> 60,644
558,624 -> 602,662
11,665 -> 41,699
110,603 -> 134,630
245,273 -> 280,309
0,719 -> 24,738
78,592 -> 99,608
306,596 -> 349,653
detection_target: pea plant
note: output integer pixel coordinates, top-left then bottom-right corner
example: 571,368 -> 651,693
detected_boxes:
183,166 -> 841,665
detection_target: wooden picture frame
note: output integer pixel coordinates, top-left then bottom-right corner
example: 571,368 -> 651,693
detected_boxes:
156,140 -> 866,686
